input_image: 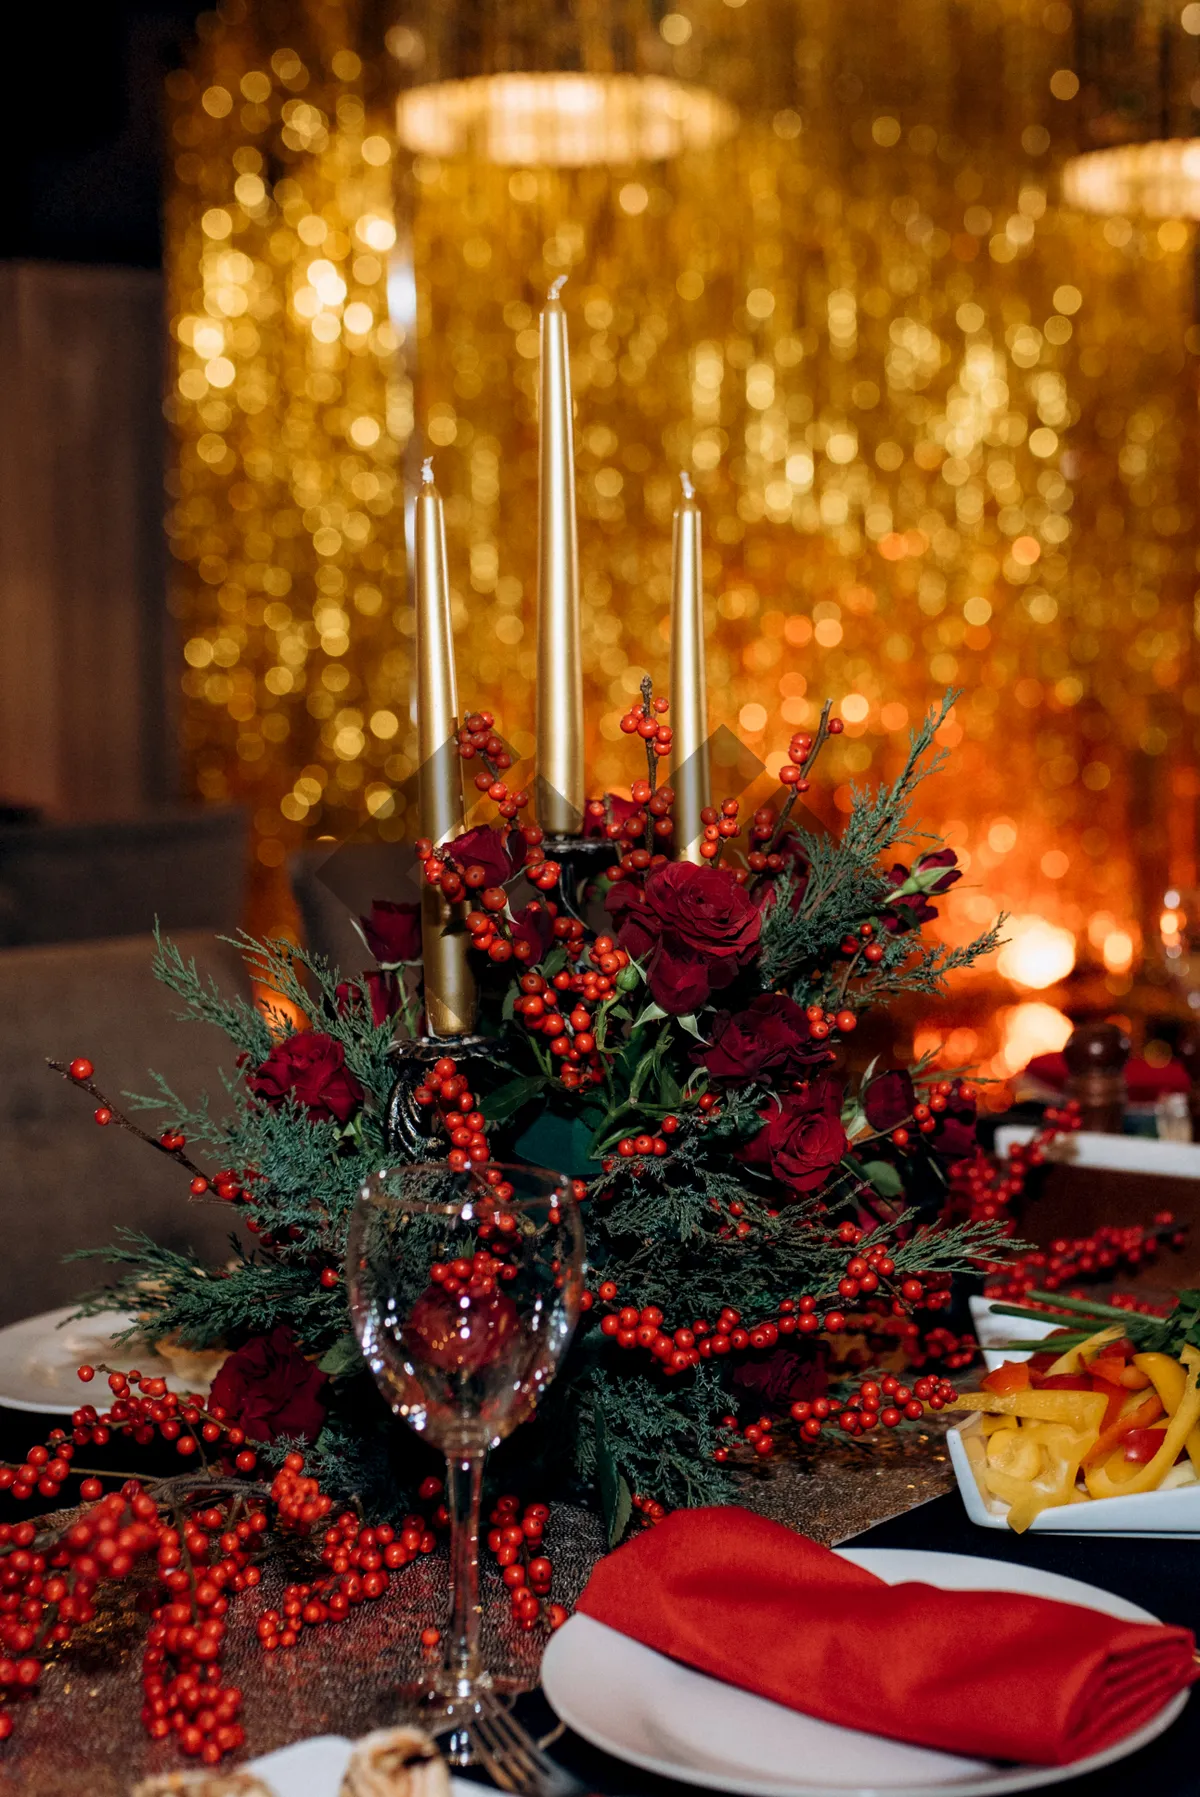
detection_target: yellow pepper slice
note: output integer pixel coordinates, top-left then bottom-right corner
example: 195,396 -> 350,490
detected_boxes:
1045,1324 -> 1125,1376
986,1428 -> 1041,1480
983,1422 -> 1096,1532
1133,1352 -> 1200,1474
954,1389 -> 1107,1427
1085,1346 -> 1200,1499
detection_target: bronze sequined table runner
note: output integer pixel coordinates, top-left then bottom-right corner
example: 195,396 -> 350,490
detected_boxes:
2,1437 -> 955,1797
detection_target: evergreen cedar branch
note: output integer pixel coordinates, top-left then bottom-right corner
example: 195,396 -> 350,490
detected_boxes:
67,693 -> 1010,1515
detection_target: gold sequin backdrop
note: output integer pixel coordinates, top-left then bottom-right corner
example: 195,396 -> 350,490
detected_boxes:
168,0 -> 1200,1080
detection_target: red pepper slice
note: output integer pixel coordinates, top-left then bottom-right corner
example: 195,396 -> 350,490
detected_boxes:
981,1362 -> 1032,1396
1123,1427 -> 1169,1464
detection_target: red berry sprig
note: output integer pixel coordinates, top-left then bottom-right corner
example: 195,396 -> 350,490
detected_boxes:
412,1055 -> 492,1171
484,1493 -> 567,1633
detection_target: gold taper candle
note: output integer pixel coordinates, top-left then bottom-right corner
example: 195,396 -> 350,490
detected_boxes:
668,472 -> 711,864
415,458 -> 476,1037
535,276 -> 585,836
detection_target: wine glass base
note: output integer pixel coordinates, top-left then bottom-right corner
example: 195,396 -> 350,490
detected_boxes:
393,1670 -> 530,1766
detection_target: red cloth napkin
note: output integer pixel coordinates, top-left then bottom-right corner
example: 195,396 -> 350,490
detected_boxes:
576,1506 -> 1197,1765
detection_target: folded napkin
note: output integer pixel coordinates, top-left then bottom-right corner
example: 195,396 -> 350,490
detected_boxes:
576,1506 -> 1197,1765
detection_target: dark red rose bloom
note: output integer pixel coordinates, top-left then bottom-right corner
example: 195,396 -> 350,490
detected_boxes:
209,1326 -> 328,1444
931,1089 -> 978,1162
701,992 -> 824,1085
732,1346 -> 828,1414
404,1286 -> 521,1374
606,863 -> 761,1016
914,847 -> 962,895
863,1069 -> 915,1133
359,899 -> 421,966
249,1031 -> 364,1124
446,825 -> 523,888
584,793 -> 642,839
336,972 -> 402,1028
741,1077 -> 848,1197
509,901 -> 555,963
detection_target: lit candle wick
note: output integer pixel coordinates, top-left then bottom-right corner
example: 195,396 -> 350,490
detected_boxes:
548,275 -> 568,300
680,470 -> 695,500
421,456 -> 434,485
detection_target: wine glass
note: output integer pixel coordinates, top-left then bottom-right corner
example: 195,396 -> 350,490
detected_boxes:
346,1162 -> 584,1758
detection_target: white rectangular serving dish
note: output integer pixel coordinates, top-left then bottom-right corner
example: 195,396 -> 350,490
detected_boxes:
954,1299 -> 1200,1535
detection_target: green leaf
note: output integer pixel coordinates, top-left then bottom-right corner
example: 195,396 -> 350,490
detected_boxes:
861,1159 -> 903,1198
633,999 -> 668,1027
501,982 -> 517,1023
481,1075 -> 547,1126
593,1404 -> 633,1548
675,1012 -> 705,1042
540,945 -> 568,977
318,1335 -> 363,1378
659,1063 -> 682,1108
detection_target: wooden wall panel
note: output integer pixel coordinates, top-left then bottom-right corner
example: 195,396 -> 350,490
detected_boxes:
0,263 -> 174,818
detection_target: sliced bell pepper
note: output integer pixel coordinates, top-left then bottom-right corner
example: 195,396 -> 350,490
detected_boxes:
1045,1324 -> 1125,1377
1036,1373 -> 1098,1392
986,1427 -> 1042,1481
981,1361 -> 1032,1396
1090,1376 -> 1126,1434
983,1421 -> 1097,1532
1133,1351 -> 1200,1474
954,1388 -> 1107,1427
1081,1389 -> 1164,1467
1090,1353 -> 1151,1389
1086,1347 -> 1200,1499
1123,1425 -> 1170,1463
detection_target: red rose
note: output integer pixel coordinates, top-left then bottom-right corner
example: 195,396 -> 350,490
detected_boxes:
336,972 -> 402,1028
509,901 -> 555,963
701,993 -> 824,1084
607,863 -> 761,1016
732,1346 -> 828,1414
863,1069 -> 915,1133
359,900 -> 421,966
404,1285 -> 521,1374
446,825 -> 523,888
741,1078 -> 848,1198
584,793 -> 642,838
931,1089 -> 978,1162
209,1326 -> 328,1444
249,1031 -> 364,1124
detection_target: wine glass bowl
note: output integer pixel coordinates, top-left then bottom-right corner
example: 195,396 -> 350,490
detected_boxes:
346,1162 -> 584,1754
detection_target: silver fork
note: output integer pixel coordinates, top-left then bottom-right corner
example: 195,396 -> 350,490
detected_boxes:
469,1688 -> 583,1796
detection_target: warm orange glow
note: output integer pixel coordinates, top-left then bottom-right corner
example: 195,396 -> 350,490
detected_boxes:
998,1002 -> 1073,1074
1102,929 -> 1135,975
996,915 -> 1076,990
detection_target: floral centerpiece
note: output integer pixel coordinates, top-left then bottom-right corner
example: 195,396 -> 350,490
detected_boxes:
61,688 -> 1006,1535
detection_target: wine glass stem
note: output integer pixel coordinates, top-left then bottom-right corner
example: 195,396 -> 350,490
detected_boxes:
444,1448 -> 486,1688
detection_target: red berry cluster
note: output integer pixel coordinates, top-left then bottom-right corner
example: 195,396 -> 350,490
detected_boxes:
714,1412 -> 777,1462
484,1494 -> 566,1632
141,1493 -> 263,1762
585,776 -> 676,864
589,1226 -> 939,1388
413,1055 -> 492,1171
618,690 -> 673,757
696,799 -> 743,865
947,1101 -> 1081,1228
631,1492 -> 668,1525
513,942 -> 633,1092
256,1480 -> 442,1652
981,1215 -> 1186,1305
789,1372 -> 959,1442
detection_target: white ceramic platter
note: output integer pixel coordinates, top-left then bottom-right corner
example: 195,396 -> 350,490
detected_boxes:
541,1547 -> 1189,1797
0,1305 -> 217,1414
959,1300 -> 1200,1534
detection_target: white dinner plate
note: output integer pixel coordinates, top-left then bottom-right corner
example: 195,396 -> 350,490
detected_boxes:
0,1305 -> 218,1413
248,1734 -> 477,1797
541,1547 -> 1190,1797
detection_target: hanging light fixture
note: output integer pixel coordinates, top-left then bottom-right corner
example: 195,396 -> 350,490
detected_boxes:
1061,1 -> 1200,214
389,3 -> 738,168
